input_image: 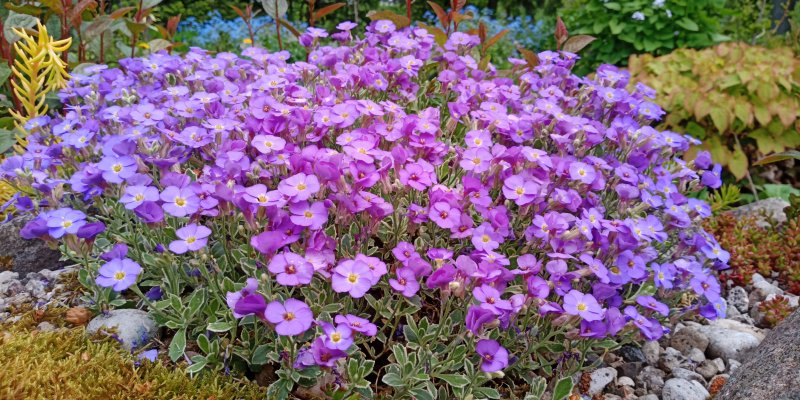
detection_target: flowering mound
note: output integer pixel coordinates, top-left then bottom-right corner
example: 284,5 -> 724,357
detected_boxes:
3,20 -> 729,398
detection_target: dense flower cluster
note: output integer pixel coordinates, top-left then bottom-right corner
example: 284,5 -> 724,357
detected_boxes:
4,19 -> 727,389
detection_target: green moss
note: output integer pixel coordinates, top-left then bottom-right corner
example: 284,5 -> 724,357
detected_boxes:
0,323 -> 265,399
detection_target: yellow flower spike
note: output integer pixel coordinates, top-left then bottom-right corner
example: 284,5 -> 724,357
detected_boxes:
8,19 -> 71,151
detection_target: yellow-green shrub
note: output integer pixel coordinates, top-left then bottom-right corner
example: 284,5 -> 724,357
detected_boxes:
628,42 -> 800,180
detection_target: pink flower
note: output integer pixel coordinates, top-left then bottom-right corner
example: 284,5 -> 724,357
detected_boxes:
265,299 -> 313,336
289,201 -> 328,230
268,252 -> 314,286
278,173 -> 320,201
331,259 -> 373,298
569,162 -> 596,185
389,267 -> 420,297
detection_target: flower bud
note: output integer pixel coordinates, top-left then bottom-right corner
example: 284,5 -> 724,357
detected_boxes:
448,281 -> 461,291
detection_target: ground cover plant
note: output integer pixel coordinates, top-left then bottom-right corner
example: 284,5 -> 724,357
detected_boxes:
3,16 -> 729,399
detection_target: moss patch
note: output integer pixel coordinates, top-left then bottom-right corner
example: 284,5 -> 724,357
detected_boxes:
0,318 -> 265,399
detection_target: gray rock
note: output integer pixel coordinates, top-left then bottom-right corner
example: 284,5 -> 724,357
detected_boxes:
728,198 -> 790,227
617,361 -> 643,379
641,340 -> 660,365
696,319 -> 764,362
0,215 -> 64,275
686,347 -> 705,363
636,366 -> 665,395
728,359 -> 741,373
671,367 -> 704,384
696,359 -> 720,380
37,321 -> 56,332
87,309 -> 158,350
587,367 -> 617,395
670,327 -> 709,354
727,286 -> 749,313
617,376 -> 634,387
716,309 -> 800,399
617,344 -> 646,363
658,347 -> 685,372
751,279 -> 784,302
25,279 -> 47,298
661,378 -> 709,400
0,271 -> 18,285
637,395 -> 658,400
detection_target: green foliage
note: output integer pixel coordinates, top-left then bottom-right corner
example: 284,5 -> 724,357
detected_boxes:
562,0 -> 728,73
706,184 -> 742,214
0,322 -> 265,399
628,42 -> 800,180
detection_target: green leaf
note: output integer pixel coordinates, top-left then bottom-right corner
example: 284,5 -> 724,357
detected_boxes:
552,377 -> 573,400
473,387 -> 501,399
168,329 -> 186,362
729,144 -> 749,180
196,333 -> 210,354
0,64 -> 11,86
381,372 -> 404,387
754,150 -> 800,166
676,17 -> 699,31
4,11 -> 38,42
761,184 -> 800,201
206,320 -> 232,332
0,129 -> 16,154
141,0 -> 163,9
261,0 -> 288,19
410,387 -> 436,400
185,357 -> 207,374
602,2 -> 621,10
251,344 -> 269,365
436,374 -> 469,388
609,19 -> 625,34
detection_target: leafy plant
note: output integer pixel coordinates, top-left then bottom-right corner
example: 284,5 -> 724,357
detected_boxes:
628,42 -> 800,182
705,213 -> 800,293
758,295 -> 796,327
6,18 -> 728,399
562,0 -> 728,74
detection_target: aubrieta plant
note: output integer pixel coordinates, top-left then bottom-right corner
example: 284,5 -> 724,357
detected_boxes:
4,19 -> 728,399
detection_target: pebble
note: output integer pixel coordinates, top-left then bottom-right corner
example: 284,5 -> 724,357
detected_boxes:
636,366 -> 665,395
617,376 -> 634,387
727,286 -> 749,313
695,359 -> 720,379
728,359 -> 742,373
587,367 -> 617,395
670,327 -> 709,354
641,341 -> 660,365
686,347 -> 705,363
617,344 -> 646,363
661,378 -> 709,400
670,367 -> 705,384
696,320 -> 763,362
657,347 -> 685,372
37,321 -> 56,332
87,309 -> 158,350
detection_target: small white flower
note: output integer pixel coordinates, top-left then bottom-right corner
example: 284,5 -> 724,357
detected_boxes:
632,11 -> 646,21
653,0 -> 665,7
666,9 -> 673,18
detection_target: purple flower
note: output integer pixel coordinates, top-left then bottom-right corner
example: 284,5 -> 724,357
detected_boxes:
168,224 -> 212,254
265,298 -> 313,336
331,259 -> 373,298
310,337 -> 347,367
96,258 -> 142,291
160,186 -> 200,217
278,173 -> 320,201
134,201 -> 164,224
121,185 -> 159,210
389,267 -> 420,297
503,175 -> 538,206
429,202 -> 460,229
45,208 -> 86,238
76,221 -> 105,239
471,223 -> 501,252
636,295 -> 669,316
320,321 -> 353,350
268,252 -> 314,286
334,314 -> 377,337
233,293 -> 268,317
562,290 -> 605,321
569,162 -> 596,185
289,201 -> 328,230
690,274 -> 721,302
475,339 -> 509,372
98,155 -> 137,184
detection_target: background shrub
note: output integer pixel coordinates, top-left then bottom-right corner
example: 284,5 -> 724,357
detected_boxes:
628,42 -> 800,182
562,0 -> 728,74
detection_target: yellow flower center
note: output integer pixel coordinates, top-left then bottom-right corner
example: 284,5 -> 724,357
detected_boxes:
114,271 -> 126,281
347,273 -> 359,283
175,197 -> 186,207
577,303 -> 587,311
186,236 -> 196,244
